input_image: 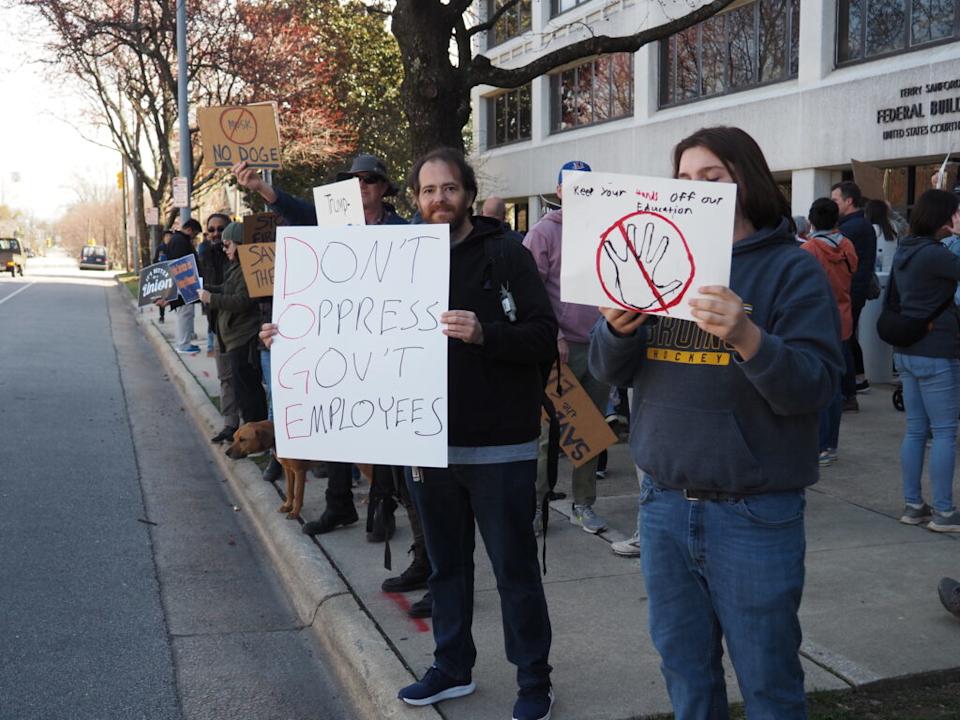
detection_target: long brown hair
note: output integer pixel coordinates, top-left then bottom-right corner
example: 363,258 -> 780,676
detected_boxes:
672,127 -> 793,232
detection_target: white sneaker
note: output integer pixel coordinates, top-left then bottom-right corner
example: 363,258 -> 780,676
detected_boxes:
571,504 -> 607,534
611,533 -> 641,557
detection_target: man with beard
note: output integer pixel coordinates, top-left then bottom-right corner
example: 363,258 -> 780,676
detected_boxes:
202,213 -> 242,445
396,148 -> 558,720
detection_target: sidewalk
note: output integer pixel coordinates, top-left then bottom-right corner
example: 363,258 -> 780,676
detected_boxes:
135,296 -> 960,719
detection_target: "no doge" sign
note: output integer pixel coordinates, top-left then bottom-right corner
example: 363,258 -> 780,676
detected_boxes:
198,103 -> 282,170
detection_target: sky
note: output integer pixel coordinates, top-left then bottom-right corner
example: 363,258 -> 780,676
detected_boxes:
0,7 -> 120,221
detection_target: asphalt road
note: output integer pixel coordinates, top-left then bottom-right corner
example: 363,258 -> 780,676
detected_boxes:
0,259 -> 349,720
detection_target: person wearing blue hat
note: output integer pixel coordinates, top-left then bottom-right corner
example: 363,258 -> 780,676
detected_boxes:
523,160 -> 612,536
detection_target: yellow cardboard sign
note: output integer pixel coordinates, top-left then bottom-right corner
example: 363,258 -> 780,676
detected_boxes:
198,103 -> 282,169
237,242 -> 275,298
542,363 -> 618,468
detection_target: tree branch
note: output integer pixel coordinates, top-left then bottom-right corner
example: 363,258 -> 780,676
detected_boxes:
467,0 -> 736,89
466,0 -> 524,39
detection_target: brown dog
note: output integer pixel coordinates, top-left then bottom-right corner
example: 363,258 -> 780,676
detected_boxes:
225,420 -> 312,520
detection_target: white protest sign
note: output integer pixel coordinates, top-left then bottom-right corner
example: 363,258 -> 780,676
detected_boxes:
312,178 -> 365,227
271,225 -> 450,467
561,170 -> 737,323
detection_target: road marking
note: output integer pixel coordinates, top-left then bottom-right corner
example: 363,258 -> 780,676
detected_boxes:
0,281 -> 36,306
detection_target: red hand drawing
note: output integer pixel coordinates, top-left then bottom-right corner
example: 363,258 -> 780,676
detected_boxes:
596,211 -> 695,313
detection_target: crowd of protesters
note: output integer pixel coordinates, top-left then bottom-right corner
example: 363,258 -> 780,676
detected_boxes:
149,131 -> 960,720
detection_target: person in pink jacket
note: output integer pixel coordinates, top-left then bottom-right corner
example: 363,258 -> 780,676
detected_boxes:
523,160 -> 611,534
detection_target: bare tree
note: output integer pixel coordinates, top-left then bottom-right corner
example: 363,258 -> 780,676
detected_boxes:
388,0 -> 736,157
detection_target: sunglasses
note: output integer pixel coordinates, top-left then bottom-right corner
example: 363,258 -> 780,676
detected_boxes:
356,175 -> 384,185
207,226 -> 225,233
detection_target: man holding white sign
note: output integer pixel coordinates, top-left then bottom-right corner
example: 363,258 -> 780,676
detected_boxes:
233,153 -> 405,227
234,154 -> 411,544
393,148 -> 558,720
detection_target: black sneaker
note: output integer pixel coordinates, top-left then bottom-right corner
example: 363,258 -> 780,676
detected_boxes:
938,577 -> 960,619
382,560 -> 430,593
398,665 -> 474,706
210,426 -> 237,443
407,591 -> 432,618
513,685 -> 554,720
855,379 -> 871,394
302,507 -> 359,536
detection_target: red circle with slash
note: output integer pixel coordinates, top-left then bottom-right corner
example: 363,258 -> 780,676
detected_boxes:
220,107 -> 258,145
595,210 -> 695,313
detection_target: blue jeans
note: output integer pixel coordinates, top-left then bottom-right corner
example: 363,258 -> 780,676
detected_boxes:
408,461 -> 552,689
260,349 -> 272,421
818,390 -> 842,451
894,353 -> 959,513
639,476 -> 807,720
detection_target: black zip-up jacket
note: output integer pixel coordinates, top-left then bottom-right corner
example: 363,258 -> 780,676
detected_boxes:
447,216 -> 558,447
838,209 -> 876,297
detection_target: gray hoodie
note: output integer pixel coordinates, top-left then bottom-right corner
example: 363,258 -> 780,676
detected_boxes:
588,218 -> 843,495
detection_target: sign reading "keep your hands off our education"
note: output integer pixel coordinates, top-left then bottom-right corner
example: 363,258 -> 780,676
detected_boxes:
560,170 -> 736,324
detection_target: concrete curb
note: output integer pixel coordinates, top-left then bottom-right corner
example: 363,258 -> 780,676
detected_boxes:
119,283 -> 435,720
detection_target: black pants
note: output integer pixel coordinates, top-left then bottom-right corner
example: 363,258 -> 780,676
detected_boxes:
844,293 -> 867,397
226,340 -> 267,424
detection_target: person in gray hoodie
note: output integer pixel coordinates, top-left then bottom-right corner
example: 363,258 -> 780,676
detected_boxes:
589,127 -> 843,720
889,189 -> 960,532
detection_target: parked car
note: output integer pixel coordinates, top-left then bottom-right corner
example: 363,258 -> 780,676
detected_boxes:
0,238 -> 25,277
79,245 -> 109,271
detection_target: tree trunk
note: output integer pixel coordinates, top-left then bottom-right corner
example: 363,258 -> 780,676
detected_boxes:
132,171 -> 148,272
392,5 -> 471,159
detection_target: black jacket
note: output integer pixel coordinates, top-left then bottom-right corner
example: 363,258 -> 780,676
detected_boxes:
890,235 -> 960,358
838,209 -> 876,296
447,216 -> 557,447
201,241 -> 228,330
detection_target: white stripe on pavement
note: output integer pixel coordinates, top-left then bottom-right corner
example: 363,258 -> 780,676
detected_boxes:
0,281 -> 37,306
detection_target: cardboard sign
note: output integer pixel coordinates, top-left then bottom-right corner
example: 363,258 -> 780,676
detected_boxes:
138,262 -> 178,307
561,171 -> 736,323
238,242 -> 275,298
271,225 -> 450,467
311,178 -> 365,227
168,254 -> 201,304
243,212 -> 278,245
542,363 -> 618,468
197,103 -> 282,169
851,159 -> 886,201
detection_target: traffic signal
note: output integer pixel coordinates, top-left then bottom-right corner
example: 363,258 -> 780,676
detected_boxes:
117,171 -> 124,190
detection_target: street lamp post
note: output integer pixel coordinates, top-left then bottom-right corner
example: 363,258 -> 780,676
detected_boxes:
176,0 -> 191,224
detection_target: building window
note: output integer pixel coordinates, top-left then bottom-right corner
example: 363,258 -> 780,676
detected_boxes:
838,0 -> 959,64
550,0 -> 589,16
486,85 -> 532,148
550,53 -> 634,132
486,0 -> 531,47
659,0 -> 799,108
